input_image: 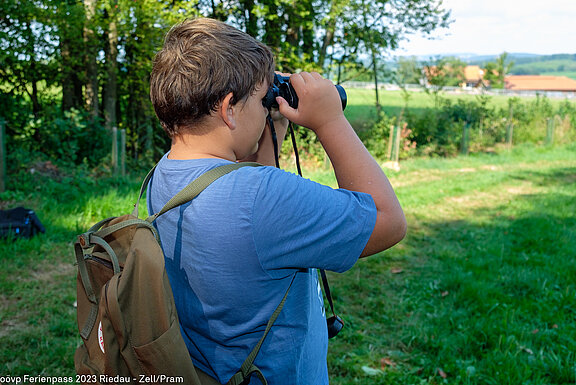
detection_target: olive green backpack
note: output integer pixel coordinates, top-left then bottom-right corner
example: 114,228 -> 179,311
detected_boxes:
74,162 -> 290,385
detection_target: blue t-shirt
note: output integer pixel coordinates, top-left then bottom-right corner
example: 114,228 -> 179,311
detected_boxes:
147,155 -> 377,384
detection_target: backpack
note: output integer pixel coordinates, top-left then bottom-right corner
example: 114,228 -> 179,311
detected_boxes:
0,206 -> 45,240
74,162 -> 291,385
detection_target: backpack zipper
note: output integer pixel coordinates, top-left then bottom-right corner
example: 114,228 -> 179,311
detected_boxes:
87,255 -> 115,271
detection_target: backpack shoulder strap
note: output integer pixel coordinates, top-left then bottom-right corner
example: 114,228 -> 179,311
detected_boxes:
132,164 -> 157,218
227,274 -> 296,385
133,161 -> 261,221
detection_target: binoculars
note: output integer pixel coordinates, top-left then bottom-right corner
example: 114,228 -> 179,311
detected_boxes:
262,74 -> 347,111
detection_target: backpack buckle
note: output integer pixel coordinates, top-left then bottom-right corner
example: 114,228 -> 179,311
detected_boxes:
78,233 -> 93,249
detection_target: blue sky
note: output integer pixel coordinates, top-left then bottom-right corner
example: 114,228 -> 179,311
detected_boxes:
393,0 -> 576,57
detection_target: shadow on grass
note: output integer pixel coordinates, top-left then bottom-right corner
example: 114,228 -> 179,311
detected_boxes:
329,166 -> 576,384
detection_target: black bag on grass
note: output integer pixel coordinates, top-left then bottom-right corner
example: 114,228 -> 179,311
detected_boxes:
0,207 -> 45,240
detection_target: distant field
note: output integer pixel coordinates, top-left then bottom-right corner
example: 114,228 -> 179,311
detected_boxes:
554,71 -> 576,80
344,87 -> 575,130
344,89 -> 446,129
345,89 -> 509,130
512,57 -> 576,79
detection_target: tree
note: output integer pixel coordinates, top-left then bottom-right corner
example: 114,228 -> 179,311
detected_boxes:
323,0 -> 452,112
496,52 -> 514,87
1,0 -> 455,169
396,56 -> 423,86
422,56 -> 458,107
0,0 -> 62,125
84,0 -> 99,118
484,52 -> 514,89
57,2 -> 85,112
102,2 -> 119,130
119,0 -> 185,159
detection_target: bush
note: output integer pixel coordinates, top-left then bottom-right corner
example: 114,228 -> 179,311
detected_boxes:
9,107 -> 110,170
363,94 -> 575,158
358,114 -> 397,160
280,124 -> 327,167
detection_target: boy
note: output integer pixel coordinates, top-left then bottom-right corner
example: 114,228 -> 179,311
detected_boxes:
148,18 -> 406,384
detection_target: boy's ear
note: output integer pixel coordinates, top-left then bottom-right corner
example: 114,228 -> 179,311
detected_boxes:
219,92 -> 236,129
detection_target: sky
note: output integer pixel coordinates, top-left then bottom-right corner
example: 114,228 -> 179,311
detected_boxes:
392,0 -> 576,58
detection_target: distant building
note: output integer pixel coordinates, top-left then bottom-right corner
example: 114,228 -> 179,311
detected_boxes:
423,65 -> 491,88
463,65 -> 488,88
422,66 -> 576,95
505,75 -> 576,92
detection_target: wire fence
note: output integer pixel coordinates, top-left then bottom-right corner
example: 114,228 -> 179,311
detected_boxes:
341,82 -> 576,99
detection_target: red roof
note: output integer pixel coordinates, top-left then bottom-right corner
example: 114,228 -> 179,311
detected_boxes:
505,75 -> 576,92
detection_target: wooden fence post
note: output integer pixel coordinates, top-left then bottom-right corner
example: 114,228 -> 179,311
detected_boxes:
461,123 -> 470,155
0,119 -> 6,193
111,126 -> 118,173
506,105 -> 514,148
546,117 -> 555,146
388,122 -> 400,163
387,124 -> 394,160
395,123 -> 402,162
120,129 -> 126,177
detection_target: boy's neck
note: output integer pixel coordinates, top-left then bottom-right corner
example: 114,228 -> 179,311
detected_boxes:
168,126 -> 236,161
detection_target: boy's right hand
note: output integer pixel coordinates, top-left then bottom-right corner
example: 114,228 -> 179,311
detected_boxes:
277,74 -> 407,258
276,72 -> 347,135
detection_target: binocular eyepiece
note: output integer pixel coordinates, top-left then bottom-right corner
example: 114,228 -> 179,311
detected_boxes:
262,73 -> 347,111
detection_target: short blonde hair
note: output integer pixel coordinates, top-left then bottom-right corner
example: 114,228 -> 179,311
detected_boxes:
150,18 -> 275,137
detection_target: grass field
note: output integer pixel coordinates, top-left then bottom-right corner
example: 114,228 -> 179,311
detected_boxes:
1,143 -> 575,384
321,144 -> 576,384
512,57 -> 576,81
343,88 -> 575,132
554,72 -> 576,81
343,88 -> 514,130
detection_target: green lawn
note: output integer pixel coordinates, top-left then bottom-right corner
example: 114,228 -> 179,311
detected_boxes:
318,144 -> 576,384
1,143 -> 575,384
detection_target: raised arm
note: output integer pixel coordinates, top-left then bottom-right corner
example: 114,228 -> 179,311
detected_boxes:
277,72 -> 407,257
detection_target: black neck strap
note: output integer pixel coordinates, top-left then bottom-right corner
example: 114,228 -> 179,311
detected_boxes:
267,114 -> 280,169
267,117 -> 340,326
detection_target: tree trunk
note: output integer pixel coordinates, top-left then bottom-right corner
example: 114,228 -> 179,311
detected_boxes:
58,3 -> 85,112
319,0 -> 340,68
103,12 -> 118,130
286,12 -> 299,48
319,26 -> 335,69
60,36 -> 75,111
372,51 -> 381,117
241,0 -> 258,37
22,21 -> 41,119
362,0 -> 381,116
29,59 -> 41,119
263,0 -> 282,48
84,0 -> 99,119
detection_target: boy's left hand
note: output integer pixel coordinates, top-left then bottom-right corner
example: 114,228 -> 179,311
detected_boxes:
269,71 -> 290,125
